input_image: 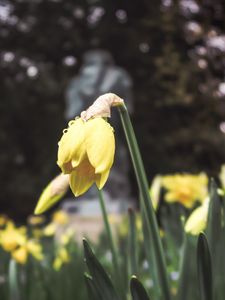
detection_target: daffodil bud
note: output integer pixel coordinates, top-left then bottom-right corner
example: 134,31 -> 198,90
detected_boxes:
150,175 -> 162,210
34,173 -> 69,215
184,197 -> 209,235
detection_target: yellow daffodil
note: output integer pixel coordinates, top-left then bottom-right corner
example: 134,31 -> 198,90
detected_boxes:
53,247 -> 70,271
59,228 -> 75,246
219,165 -> 225,189
43,223 -> 57,237
0,222 -> 26,252
34,173 -> 69,215
43,210 -> 69,237
12,240 -> 43,264
27,215 -> 46,226
26,240 -> 43,260
162,173 -> 208,208
52,210 -> 69,225
57,117 -> 115,197
12,246 -> 28,264
185,198 -> 209,235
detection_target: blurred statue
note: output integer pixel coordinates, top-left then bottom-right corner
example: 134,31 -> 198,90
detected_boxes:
65,49 -> 133,199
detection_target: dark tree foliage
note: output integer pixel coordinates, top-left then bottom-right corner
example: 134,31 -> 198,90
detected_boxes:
1,0 -> 225,219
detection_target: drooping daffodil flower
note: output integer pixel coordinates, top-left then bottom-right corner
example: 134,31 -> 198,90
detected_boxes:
35,93 -> 124,214
57,117 -> 115,197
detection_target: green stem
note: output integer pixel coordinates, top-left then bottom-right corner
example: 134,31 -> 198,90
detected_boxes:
128,208 -> 138,276
141,202 -> 160,299
8,259 -> 19,300
97,189 -> 125,299
118,105 -> 171,300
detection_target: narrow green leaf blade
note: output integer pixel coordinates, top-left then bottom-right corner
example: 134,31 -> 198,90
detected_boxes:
206,179 -> 221,247
130,276 -> 150,300
83,239 -> 120,300
84,274 -> 102,300
176,235 -> 199,300
197,233 -> 213,300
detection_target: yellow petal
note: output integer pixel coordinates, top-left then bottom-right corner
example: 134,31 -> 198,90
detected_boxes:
69,158 -> 96,196
95,169 -> 110,189
57,118 -> 86,173
12,247 -> 28,264
85,118 -> 115,174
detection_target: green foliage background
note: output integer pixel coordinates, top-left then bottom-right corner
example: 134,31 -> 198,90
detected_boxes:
1,0 -> 225,219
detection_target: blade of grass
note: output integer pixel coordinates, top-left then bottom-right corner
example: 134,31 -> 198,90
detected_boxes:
83,239 -> 120,300
176,234 -> 199,300
141,202 -> 159,299
130,276 -> 150,300
197,233 -> 213,300
84,273 -> 102,300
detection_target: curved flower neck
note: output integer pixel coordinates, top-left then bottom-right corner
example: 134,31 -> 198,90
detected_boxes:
80,93 -> 124,121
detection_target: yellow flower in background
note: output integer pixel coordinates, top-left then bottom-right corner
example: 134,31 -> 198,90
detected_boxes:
28,215 -> 46,226
57,117 -> 115,197
0,222 -> 26,252
150,175 -> 162,210
12,246 -> 28,264
53,247 -> 70,271
52,210 -> 69,225
43,223 -> 57,237
43,210 -> 69,237
35,173 -> 69,215
12,240 -> 43,264
219,165 -> 225,189
59,228 -> 75,246
26,240 -> 43,260
162,173 -> 208,208
185,197 -> 209,235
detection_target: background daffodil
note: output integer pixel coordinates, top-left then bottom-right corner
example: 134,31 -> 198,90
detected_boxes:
57,117 -> 115,197
162,173 -> 208,208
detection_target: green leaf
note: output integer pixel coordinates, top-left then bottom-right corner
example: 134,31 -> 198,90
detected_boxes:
140,205 -> 159,299
84,273 -> 102,300
197,233 -> 212,300
176,234 -> 200,300
206,179 -> 222,247
83,239 -> 120,300
8,259 -> 19,300
118,105 -> 171,300
206,179 -> 225,300
130,276 -> 150,300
